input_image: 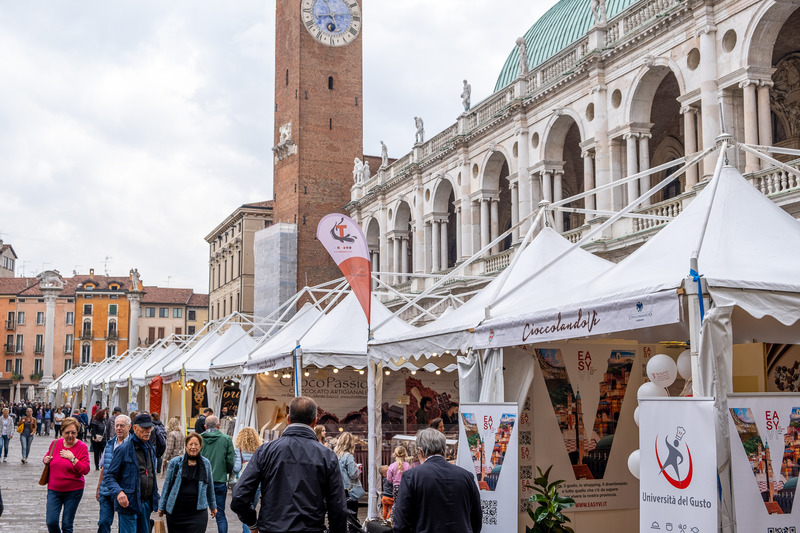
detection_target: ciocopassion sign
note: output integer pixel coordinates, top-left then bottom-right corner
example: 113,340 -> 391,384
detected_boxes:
639,398 -> 717,533
474,291 -> 679,349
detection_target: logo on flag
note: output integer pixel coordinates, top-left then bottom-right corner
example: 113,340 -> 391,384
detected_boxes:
316,213 -> 371,324
655,426 -> 694,489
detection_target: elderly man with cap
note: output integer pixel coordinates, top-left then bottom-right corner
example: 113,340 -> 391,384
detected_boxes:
105,413 -> 160,533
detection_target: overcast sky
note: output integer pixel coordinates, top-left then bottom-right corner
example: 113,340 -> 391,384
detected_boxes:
0,0 -> 557,293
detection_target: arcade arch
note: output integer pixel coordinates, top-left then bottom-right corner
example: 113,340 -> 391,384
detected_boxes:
628,65 -> 684,204
479,151 -> 513,254
431,178 -> 457,270
390,201 -> 413,284
542,114 -> 585,232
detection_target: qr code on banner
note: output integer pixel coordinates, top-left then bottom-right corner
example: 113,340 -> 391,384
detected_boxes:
481,500 -> 498,525
520,465 -> 532,480
519,498 -> 533,514
519,431 -> 531,445
524,397 -> 531,411
768,528 -> 797,533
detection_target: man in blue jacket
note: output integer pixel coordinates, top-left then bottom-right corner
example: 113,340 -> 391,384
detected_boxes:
105,413 -> 159,533
95,414 -> 131,533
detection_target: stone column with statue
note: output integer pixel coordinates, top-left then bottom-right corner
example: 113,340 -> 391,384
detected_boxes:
38,270 -> 64,387
127,269 -> 144,348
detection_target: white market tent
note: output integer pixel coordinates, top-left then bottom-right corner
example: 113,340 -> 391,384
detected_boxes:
466,161 -> 800,532
169,324 -> 258,423
370,227 -> 614,390
234,293 -> 415,438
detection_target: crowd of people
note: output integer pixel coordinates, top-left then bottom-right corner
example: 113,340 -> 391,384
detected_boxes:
0,396 -> 481,533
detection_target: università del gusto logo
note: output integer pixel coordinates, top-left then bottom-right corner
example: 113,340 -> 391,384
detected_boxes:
655,426 -> 694,489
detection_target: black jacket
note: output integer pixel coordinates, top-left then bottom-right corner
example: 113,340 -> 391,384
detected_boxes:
231,424 -> 347,533
194,415 -> 206,434
392,455 -> 482,533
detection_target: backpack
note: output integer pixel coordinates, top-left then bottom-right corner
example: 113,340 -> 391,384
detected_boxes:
152,423 -> 167,458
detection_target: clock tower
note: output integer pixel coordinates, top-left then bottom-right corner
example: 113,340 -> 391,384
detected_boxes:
272,0 -> 363,292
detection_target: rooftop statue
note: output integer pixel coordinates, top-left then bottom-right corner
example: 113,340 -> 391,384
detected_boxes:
590,0 -> 607,24
362,160 -> 371,183
516,38 -> 529,78
461,80 -> 472,112
380,141 -> 389,168
353,157 -> 364,183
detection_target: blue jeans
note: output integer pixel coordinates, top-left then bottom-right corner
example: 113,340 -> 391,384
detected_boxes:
97,494 -> 115,533
118,499 -> 153,533
20,435 -> 33,459
46,488 -> 84,533
1,435 -> 9,458
214,482 -> 228,533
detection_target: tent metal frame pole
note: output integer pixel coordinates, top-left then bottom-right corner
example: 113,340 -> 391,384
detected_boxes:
181,367 -> 187,435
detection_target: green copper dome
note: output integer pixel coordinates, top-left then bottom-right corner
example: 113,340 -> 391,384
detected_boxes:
495,0 -> 640,91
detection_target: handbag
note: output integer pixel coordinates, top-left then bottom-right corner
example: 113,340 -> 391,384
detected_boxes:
16,423 -> 23,434
152,518 -> 167,533
39,441 -> 56,486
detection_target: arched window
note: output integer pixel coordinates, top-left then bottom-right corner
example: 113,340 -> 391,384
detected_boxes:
328,76 -> 334,90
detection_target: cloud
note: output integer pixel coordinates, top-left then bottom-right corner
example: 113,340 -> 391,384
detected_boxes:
0,0 -> 555,291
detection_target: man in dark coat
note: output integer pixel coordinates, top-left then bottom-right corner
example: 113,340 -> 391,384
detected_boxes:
392,428 -> 482,533
231,396 -> 347,533
105,413 -> 159,533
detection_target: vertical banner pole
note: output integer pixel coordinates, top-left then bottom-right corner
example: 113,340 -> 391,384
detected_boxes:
181,367 -> 187,435
293,343 -> 302,397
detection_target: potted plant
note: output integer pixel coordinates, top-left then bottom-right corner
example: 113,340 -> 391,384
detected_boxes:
11,373 -> 23,381
525,465 -> 576,533
30,372 -> 43,381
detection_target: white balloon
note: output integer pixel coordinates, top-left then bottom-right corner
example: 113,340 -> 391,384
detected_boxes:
634,406 -> 640,427
646,354 -> 678,388
677,349 -> 692,380
627,449 -> 641,479
638,381 -> 669,400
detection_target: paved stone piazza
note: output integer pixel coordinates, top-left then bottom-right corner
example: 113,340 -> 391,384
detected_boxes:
0,434 -> 245,532
0,434 -> 368,532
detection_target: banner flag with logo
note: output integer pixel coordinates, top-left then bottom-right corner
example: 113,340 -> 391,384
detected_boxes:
316,213 -> 371,324
639,397 -> 717,533
457,402 -> 519,532
727,394 -> 799,531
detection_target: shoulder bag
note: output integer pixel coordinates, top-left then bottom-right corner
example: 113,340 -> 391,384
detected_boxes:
39,440 -> 57,486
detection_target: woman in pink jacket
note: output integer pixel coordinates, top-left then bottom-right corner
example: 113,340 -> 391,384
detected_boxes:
43,416 -> 91,533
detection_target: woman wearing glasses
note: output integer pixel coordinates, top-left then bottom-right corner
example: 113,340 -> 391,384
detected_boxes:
43,417 -> 91,533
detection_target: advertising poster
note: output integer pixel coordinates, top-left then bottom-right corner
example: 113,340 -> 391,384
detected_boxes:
458,402 -> 518,532
639,398 -> 717,533
189,381 -> 208,418
531,343 -> 646,510
727,394 -> 800,531
766,344 -> 800,393
253,369 -> 458,433
220,383 -> 241,415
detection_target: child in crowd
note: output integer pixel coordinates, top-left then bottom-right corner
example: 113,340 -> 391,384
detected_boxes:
380,465 -> 393,519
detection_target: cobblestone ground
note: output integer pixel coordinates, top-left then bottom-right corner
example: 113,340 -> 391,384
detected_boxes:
0,433 -> 245,532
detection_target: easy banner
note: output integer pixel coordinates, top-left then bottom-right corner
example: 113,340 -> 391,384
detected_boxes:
316,213 -> 371,323
639,398 -> 717,533
458,402 -> 519,532
728,394 -> 799,531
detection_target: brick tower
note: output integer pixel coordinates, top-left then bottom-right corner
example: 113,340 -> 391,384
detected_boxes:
272,0 -> 364,291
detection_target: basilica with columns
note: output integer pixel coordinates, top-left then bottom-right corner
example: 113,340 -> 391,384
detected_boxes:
347,0 -> 800,296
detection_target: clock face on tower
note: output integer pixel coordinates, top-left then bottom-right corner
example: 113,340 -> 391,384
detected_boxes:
301,0 -> 361,47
